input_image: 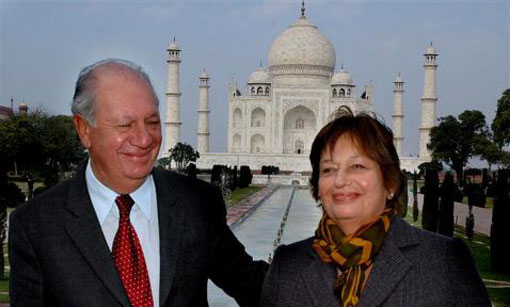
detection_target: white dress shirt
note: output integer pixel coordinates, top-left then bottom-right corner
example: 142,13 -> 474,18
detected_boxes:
85,161 -> 160,306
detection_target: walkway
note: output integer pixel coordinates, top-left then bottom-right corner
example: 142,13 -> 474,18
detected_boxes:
208,186 -> 321,306
413,194 -> 492,236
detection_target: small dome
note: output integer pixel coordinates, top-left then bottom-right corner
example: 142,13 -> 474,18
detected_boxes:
425,43 -> 438,55
268,17 -> 336,71
199,70 -> 209,79
168,41 -> 181,51
331,69 -> 353,85
248,68 -> 271,84
394,74 -> 404,83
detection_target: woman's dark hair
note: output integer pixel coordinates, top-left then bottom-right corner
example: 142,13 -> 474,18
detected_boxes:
309,106 -> 406,212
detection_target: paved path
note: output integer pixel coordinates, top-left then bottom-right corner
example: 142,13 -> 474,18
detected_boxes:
226,185 -> 277,228
208,186 -> 296,306
413,193 -> 492,236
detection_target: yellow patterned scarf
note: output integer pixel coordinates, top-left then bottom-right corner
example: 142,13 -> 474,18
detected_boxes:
312,209 -> 394,307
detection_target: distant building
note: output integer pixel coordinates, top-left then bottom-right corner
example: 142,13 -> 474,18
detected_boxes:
164,3 -> 437,172
0,105 -> 14,120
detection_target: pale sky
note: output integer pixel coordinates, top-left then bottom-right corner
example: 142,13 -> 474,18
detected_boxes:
1,0 -> 509,160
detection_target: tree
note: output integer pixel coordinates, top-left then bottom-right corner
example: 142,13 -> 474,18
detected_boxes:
0,112 -> 86,186
157,157 -> 171,170
0,113 -> 45,175
438,173 -> 455,237
421,166 -> 439,232
168,142 -> 200,173
475,133 -> 503,172
40,115 -> 86,182
491,169 -> 510,273
492,89 -> 510,147
428,110 -> 488,186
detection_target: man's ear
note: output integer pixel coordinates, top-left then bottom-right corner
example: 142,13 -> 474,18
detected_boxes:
73,115 -> 92,149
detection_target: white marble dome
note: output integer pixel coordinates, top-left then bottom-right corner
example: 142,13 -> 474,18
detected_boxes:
268,17 -> 336,70
332,69 -> 353,85
248,68 -> 271,84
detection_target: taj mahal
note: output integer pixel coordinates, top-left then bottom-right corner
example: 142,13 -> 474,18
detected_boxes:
163,3 -> 437,173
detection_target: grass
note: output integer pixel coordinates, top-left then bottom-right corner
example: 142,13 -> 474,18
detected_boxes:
225,186 -> 263,207
404,210 -> 510,306
0,244 -> 9,303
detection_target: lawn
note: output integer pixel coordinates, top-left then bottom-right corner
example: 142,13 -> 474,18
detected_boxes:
0,244 -> 8,303
404,210 -> 510,306
225,186 -> 264,207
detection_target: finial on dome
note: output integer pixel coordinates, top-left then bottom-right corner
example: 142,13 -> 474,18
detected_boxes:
173,36 -> 176,42
259,60 -> 263,68
300,0 -> 306,19
341,63 -> 344,70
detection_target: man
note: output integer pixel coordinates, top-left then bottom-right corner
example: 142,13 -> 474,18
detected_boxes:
9,59 -> 268,306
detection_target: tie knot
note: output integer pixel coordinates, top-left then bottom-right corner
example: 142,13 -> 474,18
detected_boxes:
115,194 -> 134,219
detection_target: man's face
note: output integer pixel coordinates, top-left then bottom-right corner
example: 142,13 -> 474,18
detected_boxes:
75,71 -> 162,193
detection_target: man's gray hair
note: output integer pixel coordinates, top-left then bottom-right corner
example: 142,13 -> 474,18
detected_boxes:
71,58 -> 159,125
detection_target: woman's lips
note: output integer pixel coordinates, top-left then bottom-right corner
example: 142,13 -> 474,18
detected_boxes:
332,192 -> 360,202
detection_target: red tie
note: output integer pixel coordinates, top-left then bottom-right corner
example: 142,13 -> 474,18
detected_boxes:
112,194 -> 153,307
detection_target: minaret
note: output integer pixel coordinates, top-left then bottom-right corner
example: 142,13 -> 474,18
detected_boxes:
164,38 -> 182,153
392,73 -> 404,157
197,70 -> 210,153
419,42 -> 438,159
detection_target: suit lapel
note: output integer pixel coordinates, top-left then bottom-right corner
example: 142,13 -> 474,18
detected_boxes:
359,218 -> 418,307
64,171 -> 131,307
301,247 -> 341,307
153,169 -> 183,305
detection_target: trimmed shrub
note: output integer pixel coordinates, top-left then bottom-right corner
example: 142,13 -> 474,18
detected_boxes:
211,164 -> 224,186
3,182 -> 25,208
466,183 -> 486,208
438,173 -> 455,237
239,165 -> 253,188
186,163 -> 198,178
490,169 -> 510,273
230,166 -> 238,191
412,173 -> 419,222
422,167 -> 439,232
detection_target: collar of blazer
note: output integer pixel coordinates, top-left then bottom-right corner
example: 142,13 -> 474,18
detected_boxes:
300,217 -> 420,307
65,166 -> 184,306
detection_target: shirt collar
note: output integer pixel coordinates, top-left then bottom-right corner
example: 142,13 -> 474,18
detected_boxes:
85,160 -> 153,224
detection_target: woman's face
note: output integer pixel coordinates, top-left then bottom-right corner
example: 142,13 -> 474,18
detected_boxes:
318,135 -> 389,234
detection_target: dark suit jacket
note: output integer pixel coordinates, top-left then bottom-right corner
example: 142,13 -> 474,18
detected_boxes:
9,168 -> 268,306
260,217 -> 490,307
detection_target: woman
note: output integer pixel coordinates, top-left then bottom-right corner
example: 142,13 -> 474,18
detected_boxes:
260,107 -> 490,307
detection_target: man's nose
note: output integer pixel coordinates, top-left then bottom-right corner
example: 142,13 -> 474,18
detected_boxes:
131,123 -> 153,148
